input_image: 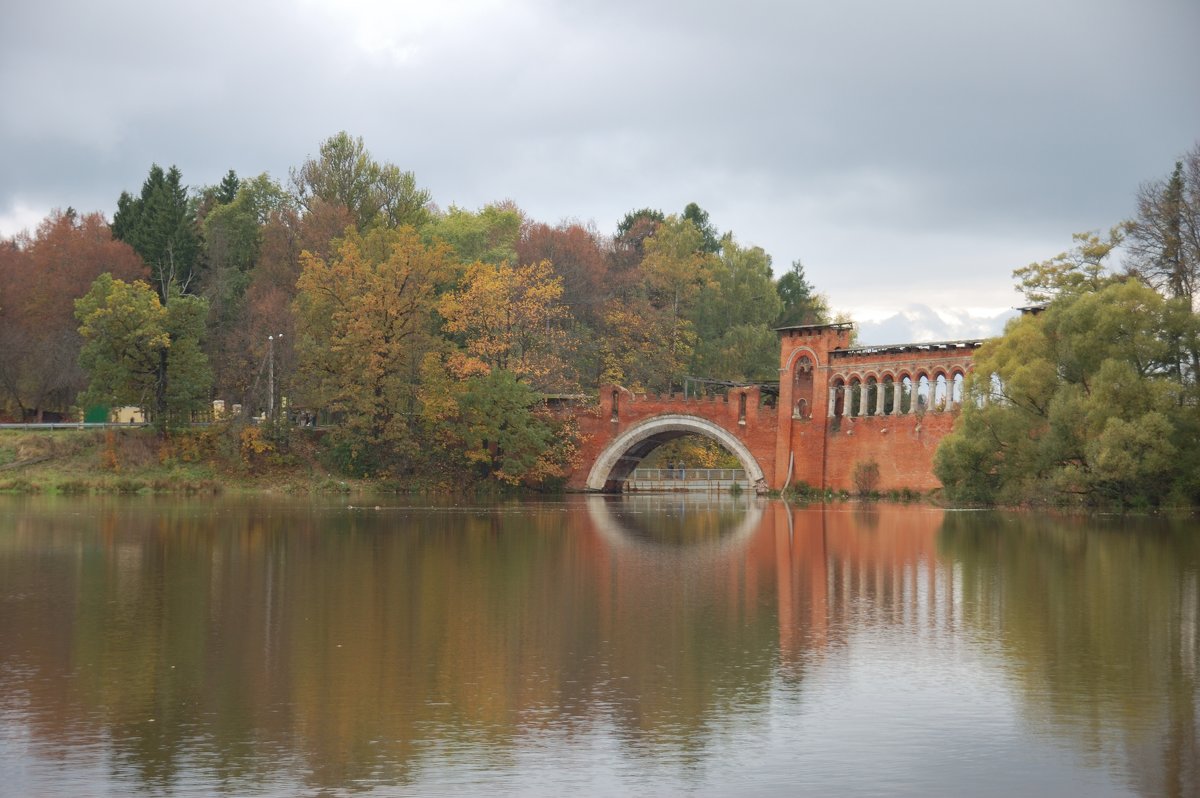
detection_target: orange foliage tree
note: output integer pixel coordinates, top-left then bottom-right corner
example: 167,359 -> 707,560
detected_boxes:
0,210 -> 146,419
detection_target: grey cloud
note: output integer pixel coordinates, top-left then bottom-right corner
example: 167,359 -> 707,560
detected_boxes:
1,0 -> 1197,329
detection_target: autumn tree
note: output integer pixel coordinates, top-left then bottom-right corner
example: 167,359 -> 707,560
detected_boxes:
293,226 -> 453,475
207,199 -> 357,410
290,132 -> 431,231
517,221 -> 613,387
76,275 -> 212,431
112,164 -> 200,300
438,259 -> 572,390
611,207 -> 664,279
624,215 -> 715,389
598,294 -> 695,393
0,210 -> 146,420
198,174 -> 293,393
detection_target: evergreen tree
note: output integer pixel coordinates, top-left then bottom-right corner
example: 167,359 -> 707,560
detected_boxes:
682,202 -> 721,254
775,260 -> 829,326
112,164 -> 200,300
216,169 -> 240,205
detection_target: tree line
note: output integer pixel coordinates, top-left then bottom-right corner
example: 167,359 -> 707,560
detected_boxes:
936,142 -> 1200,507
0,132 -> 828,484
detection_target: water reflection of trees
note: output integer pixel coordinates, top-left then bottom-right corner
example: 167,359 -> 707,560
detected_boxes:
4,499 -> 1195,795
939,512 -> 1200,798
0,498 -> 791,792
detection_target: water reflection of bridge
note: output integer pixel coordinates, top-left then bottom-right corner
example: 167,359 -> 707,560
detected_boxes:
582,497 -> 960,669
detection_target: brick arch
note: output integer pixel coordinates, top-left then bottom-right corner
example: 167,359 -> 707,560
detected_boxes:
585,414 -> 768,494
784,346 -> 821,371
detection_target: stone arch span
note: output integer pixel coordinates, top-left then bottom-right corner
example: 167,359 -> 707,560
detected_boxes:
585,414 -> 769,494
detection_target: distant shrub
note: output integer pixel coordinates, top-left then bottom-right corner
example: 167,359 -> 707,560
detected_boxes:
853,460 -> 881,497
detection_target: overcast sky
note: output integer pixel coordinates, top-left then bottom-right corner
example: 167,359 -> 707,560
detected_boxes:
2,0 -> 1197,343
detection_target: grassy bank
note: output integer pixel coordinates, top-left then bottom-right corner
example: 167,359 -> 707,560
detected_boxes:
0,426 -> 365,497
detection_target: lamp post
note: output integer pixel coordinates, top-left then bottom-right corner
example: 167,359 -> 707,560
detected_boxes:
268,333 -> 283,420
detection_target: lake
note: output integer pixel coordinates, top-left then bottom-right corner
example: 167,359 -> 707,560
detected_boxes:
0,495 -> 1196,796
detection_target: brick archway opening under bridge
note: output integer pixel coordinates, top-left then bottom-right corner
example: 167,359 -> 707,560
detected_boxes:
584,414 -> 770,494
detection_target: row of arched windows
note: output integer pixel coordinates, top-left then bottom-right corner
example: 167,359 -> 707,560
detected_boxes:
826,370 -> 966,418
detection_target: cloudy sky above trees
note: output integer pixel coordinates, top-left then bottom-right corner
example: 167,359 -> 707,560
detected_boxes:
2,0 -> 1197,343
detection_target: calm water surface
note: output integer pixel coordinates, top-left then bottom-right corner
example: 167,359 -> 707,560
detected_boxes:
0,496 -> 1196,797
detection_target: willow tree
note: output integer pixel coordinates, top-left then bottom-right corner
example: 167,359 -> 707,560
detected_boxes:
935,279 -> 1199,506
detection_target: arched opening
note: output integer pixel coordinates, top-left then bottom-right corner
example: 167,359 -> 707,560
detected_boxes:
916,374 -> 931,412
848,377 -> 862,417
831,378 -> 846,418
865,376 -> 878,416
792,355 -> 814,419
933,373 -> 949,412
586,415 -> 768,494
899,374 -> 913,414
882,375 -> 895,415
951,372 -> 965,406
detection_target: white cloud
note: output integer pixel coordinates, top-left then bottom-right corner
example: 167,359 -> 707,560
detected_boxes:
0,202 -> 49,239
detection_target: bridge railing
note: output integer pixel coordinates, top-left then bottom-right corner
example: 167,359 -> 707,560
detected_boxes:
625,468 -> 749,492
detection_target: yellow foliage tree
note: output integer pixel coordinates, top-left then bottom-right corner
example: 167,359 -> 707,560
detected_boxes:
294,226 -> 453,473
438,259 -> 573,390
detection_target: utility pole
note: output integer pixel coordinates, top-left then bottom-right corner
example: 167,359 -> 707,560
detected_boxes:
268,334 -> 282,420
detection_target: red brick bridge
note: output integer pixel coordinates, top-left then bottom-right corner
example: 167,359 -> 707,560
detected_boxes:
565,324 -> 982,494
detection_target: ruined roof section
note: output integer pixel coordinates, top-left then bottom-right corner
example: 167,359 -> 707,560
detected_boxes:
831,339 -> 985,358
773,322 -> 855,333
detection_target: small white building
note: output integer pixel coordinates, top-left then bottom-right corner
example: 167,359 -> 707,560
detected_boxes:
112,406 -> 145,424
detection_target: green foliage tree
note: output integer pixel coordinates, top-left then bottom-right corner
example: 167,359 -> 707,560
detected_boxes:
935,279 -> 1200,506
199,174 -> 294,398
682,202 -> 721,254
441,368 -> 570,485
75,274 -> 212,431
775,259 -> 830,327
690,235 -> 782,380
112,165 -> 201,301
290,132 -> 431,231
424,202 -> 523,265
216,169 -> 240,205
615,207 -> 664,241
1012,227 -> 1123,304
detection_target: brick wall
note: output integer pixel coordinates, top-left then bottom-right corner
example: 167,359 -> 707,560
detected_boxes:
566,325 -> 979,493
